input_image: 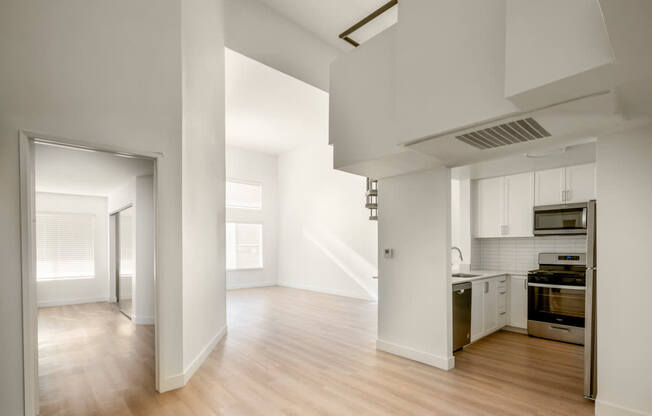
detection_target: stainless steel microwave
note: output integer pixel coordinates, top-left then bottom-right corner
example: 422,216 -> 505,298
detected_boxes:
533,202 -> 588,235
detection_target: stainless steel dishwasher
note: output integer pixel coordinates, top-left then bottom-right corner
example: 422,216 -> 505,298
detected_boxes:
453,282 -> 472,352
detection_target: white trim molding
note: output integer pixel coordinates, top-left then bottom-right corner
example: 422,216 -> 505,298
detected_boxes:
277,282 -> 377,302
132,315 -> 155,325
157,325 -> 227,393
37,297 -> 109,308
376,338 -> 455,371
595,399 -> 651,416
183,325 -> 227,384
227,281 -> 276,290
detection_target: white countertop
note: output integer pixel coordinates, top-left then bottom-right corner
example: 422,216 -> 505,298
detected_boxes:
451,270 -> 527,285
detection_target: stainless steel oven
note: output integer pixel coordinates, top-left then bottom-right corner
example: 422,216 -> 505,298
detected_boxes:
528,253 -> 586,345
533,203 -> 588,235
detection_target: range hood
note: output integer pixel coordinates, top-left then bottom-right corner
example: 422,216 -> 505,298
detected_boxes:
404,91 -> 626,167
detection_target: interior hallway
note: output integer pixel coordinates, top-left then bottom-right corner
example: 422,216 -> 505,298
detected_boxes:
38,287 -> 593,415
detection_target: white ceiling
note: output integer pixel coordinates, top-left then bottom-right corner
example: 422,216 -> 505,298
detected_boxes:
35,143 -> 154,197
256,0 -> 398,51
226,47 -> 329,155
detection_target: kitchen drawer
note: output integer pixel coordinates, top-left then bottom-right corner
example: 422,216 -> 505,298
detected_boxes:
498,308 -> 508,327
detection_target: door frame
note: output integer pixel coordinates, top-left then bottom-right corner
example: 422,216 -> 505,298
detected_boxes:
19,130 -> 162,415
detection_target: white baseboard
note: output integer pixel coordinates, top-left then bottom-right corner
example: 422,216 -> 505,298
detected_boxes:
158,325 -> 227,393
132,315 -> 154,325
277,281 -> 376,301
596,399 -> 650,416
227,281 -> 276,290
159,374 -> 185,393
502,326 -> 528,335
376,338 -> 455,370
37,296 -> 108,308
183,325 -> 227,384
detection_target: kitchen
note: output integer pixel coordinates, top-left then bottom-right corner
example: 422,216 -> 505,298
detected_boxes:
450,141 -> 597,400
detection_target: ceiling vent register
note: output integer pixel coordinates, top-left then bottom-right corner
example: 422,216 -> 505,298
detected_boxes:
455,117 -> 551,150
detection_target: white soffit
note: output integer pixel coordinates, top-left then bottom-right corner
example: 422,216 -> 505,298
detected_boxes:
226,47 -> 329,155
35,143 -> 154,197
256,0 -> 398,51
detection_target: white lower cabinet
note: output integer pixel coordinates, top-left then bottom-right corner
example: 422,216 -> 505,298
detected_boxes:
471,280 -> 484,342
509,275 -> 528,329
470,275 -> 508,343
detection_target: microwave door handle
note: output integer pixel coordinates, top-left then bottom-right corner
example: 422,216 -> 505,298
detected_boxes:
582,207 -> 588,228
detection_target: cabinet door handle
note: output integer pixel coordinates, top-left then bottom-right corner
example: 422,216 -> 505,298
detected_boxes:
566,190 -> 572,201
524,279 -> 527,291
500,311 -> 507,316
484,281 -> 489,293
561,189 -> 566,202
499,291 -> 507,295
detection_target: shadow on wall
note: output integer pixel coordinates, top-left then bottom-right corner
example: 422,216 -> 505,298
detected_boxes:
302,225 -> 378,300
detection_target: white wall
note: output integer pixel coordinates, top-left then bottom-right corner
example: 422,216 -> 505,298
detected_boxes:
225,0 -> 341,92
226,146 -> 278,289
0,0 -> 185,407
180,0 -> 226,384
377,168 -> 453,370
396,0 -> 517,143
505,0 -> 613,104
35,193 -> 109,307
278,143 -> 378,300
595,125 -> 652,416
451,179 -> 471,270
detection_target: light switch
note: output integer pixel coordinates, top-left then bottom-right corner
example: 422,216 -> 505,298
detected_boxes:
384,248 -> 394,259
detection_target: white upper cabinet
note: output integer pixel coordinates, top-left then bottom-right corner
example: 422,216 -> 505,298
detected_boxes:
535,164 -> 596,206
534,167 -> 566,205
504,172 -> 534,237
473,172 -> 533,238
565,163 -> 597,203
473,177 -> 504,238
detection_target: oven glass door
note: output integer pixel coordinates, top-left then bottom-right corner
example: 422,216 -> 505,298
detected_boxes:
534,207 -> 586,233
528,285 -> 585,327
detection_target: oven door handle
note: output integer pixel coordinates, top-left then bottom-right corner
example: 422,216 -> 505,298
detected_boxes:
528,283 -> 586,290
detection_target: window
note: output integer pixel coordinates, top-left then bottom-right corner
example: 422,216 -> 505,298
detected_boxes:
36,212 -> 95,280
226,223 -> 263,270
226,180 -> 262,209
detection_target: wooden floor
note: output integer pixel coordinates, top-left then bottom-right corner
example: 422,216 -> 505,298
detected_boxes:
38,286 -> 594,415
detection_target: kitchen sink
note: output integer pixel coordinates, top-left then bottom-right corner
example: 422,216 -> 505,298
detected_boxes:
452,273 -> 480,278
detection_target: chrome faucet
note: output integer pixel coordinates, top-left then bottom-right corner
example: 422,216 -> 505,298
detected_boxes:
451,246 -> 464,263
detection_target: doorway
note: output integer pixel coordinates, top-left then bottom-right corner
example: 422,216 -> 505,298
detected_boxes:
19,131 -> 159,415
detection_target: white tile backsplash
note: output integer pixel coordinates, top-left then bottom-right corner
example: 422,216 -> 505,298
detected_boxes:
471,236 -> 587,273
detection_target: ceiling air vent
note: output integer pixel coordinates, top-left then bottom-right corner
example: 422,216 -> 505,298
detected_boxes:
455,117 -> 551,150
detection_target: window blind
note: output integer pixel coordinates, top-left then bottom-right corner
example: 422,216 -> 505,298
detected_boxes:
36,212 -> 95,280
226,223 -> 263,270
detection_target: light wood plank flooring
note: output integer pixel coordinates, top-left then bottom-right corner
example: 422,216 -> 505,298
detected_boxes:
38,286 -> 594,415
